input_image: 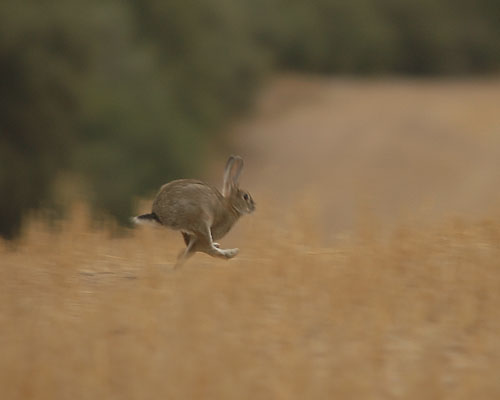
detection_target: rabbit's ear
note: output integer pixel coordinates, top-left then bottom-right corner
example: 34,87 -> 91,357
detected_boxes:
222,156 -> 236,196
222,155 -> 244,196
231,156 -> 244,185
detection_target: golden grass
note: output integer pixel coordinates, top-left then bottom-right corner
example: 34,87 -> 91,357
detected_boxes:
2,202 -> 500,399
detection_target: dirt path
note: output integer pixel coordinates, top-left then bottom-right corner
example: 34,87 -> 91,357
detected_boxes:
228,75 -> 500,237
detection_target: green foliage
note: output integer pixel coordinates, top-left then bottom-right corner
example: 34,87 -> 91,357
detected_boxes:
1,0 -> 500,237
0,0 -> 88,237
376,0 -> 500,74
74,0 -> 267,224
247,0 -> 399,73
249,0 -> 500,74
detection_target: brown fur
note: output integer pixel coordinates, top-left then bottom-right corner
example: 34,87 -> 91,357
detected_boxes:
134,156 -> 255,267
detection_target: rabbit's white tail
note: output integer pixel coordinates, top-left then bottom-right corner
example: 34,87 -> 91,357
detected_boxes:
131,212 -> 162,226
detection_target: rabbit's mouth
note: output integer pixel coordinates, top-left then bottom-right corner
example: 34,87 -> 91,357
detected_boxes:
238,202 -> 255,215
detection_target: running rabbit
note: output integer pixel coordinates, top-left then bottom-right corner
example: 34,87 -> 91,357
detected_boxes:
132,156 -> 255,267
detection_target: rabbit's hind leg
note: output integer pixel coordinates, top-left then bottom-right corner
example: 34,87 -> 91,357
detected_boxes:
181,232 -> 191,246
175,233 -> 197,268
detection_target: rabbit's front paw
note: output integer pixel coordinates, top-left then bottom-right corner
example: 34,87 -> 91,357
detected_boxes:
221,248 -> 239,259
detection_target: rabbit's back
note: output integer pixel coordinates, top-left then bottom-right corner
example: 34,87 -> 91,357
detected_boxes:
152,179 -> 223,232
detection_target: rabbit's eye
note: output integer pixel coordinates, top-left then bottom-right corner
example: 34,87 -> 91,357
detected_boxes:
243,193 -> 249,201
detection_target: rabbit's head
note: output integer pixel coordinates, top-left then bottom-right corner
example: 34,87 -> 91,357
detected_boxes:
222,156 -> 255,215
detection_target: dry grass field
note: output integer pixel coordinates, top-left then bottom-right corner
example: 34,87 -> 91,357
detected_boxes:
2,77 -> 500,399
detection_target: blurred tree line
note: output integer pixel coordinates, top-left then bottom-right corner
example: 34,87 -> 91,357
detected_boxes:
1,0 -> 499,237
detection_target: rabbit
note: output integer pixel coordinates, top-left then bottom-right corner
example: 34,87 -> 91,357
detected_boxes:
132,155 -> 255,267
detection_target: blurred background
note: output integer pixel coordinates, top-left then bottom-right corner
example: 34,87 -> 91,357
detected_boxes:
3,2 -> 500,398
2,0 -> 500,238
